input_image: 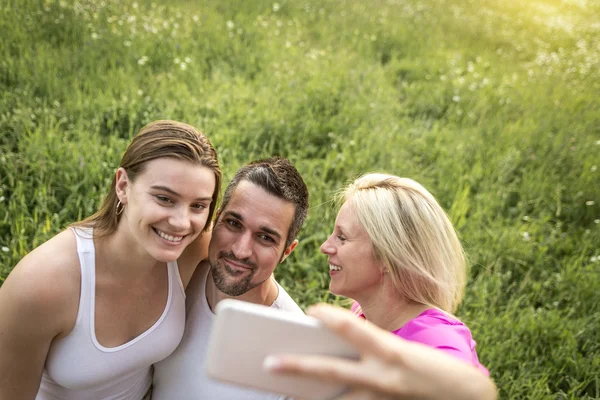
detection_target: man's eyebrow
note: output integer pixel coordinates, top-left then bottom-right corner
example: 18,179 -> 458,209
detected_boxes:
150,185 -> 212,201
260,226 -> 282,240
222,211 -> 283,239
223,210 -> 243,220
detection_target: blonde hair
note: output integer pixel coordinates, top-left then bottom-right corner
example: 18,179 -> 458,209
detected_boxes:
342,173 -> 466,313
73,120 -> 221,237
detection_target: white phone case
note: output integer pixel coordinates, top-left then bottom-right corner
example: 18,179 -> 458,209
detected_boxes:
205,299 -> 360,400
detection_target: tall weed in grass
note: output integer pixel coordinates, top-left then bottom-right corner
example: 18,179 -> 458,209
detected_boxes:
1,0 -> 599,397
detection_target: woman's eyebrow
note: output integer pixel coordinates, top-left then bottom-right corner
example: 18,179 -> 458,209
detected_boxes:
150,185 -> 212,201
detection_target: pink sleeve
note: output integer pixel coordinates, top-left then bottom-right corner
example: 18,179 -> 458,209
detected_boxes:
401,326 -> 488,375
394,313 -> 489,376
409,326 -> 471,351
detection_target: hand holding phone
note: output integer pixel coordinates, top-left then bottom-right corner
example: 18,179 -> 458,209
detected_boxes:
205,299 -> 360,400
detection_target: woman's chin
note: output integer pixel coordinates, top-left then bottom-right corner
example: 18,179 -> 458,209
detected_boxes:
150,248 -> 184,263
329,283 -> 345,297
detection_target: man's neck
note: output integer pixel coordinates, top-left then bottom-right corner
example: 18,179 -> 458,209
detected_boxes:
205,269 -> 280,313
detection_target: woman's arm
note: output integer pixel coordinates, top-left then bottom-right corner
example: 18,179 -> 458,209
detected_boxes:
264,304 -> 497,400
0,233 -> 78,399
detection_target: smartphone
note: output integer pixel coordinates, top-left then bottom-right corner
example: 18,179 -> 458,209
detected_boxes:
205,299 -> 360,400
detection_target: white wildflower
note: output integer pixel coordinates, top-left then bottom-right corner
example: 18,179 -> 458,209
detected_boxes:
452,95 -> 460,102
586,201 -> 595,206
522,232 -> 531,241
1,246 -> 8,252
591,165 -> 597,172
273,2 -> 280,11
226,20 -> 235,30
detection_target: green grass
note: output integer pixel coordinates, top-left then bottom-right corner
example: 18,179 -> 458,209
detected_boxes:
1,0 -> 599,397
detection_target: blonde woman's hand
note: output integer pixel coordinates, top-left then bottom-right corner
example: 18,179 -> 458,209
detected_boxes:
264,304 -> 496,400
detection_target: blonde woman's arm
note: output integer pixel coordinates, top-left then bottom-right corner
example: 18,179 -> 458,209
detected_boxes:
265,304 -> 497,400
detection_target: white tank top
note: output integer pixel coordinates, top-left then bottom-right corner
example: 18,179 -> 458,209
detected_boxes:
152,263 -> 304,400
36,227 -> 186,400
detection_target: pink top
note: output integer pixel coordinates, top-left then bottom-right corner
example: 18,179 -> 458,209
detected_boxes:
353,304 -> 489,376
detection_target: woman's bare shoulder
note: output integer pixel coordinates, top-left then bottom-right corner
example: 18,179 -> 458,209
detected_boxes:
0,230 -> 82,386
2,229 -> 81,320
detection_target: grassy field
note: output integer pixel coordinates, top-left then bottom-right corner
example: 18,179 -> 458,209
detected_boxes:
1,0 -> 599,397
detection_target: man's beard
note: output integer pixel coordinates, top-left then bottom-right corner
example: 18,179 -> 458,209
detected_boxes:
210,251 -> 265,296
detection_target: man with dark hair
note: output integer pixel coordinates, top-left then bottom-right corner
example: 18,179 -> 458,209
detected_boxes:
153,157 -> 309,400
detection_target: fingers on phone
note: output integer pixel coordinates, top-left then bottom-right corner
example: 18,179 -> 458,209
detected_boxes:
265,353 -> 363,384
307,304 -> 400,361
336,389 -> 382,400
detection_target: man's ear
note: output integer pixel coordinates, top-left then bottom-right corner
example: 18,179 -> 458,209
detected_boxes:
279,239 -> 298,264
115,167 -> 129,204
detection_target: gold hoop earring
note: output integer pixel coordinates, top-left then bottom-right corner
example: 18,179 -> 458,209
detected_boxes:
116,200 -> 125,216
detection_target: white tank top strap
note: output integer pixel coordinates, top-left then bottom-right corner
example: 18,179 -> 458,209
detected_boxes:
69,227 -> 95,329
168,260 -> 186,298
69,227 -> 95,254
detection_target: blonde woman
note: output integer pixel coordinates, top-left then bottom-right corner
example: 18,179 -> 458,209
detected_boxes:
0,121 -> 221,399
268,173 -> 492,399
